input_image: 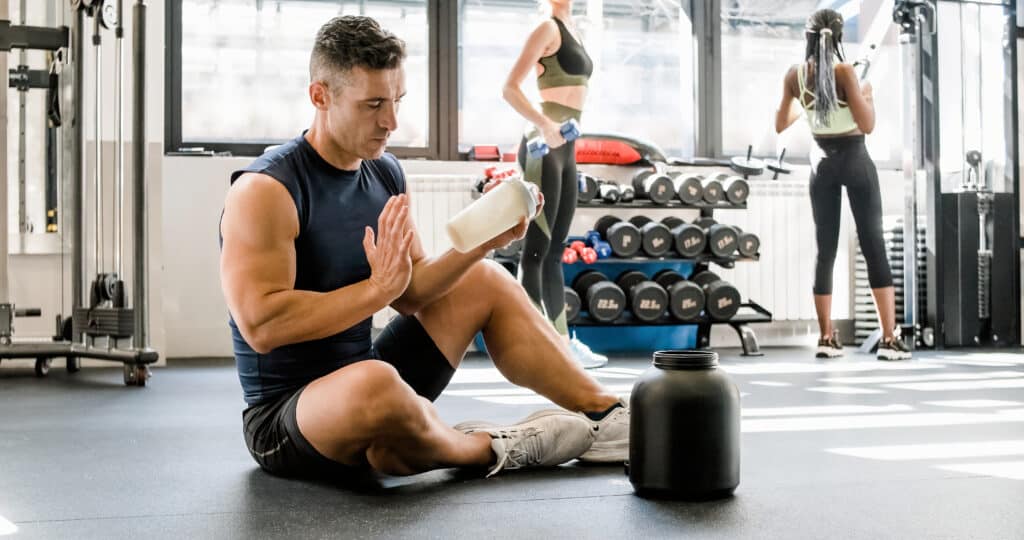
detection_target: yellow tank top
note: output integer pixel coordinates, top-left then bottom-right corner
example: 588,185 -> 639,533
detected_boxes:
797,64 -> 858,135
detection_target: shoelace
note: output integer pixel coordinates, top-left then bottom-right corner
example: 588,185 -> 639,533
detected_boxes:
493,427 -> 544,471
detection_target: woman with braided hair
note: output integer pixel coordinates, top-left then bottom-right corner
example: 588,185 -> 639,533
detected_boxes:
775,8 -> 911,361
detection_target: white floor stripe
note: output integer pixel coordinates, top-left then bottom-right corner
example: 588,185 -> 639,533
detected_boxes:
808,386 -> 886,395
476,395 -> 567,405
828,440 -> 1024,460
923,400 -> 1024,409
821,371 -> 1023,385
445,383 -> 635,397
594,367 -> 645,375
936,461 -> 1024,480
722,362 -> 941,375
749,381 -> 792,387
449,367 -> 638,385
0,516 -> 15,536
742,409 -> 1024,433
743,404 -> 913,417
886,379 -> 1024,391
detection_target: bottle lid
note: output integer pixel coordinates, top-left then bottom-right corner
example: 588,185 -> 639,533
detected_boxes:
653,349 -> 718,369
508,177 -> 539,220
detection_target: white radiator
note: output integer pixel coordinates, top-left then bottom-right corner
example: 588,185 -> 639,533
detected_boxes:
406,174 -> 479,255
713,179 -> 846,321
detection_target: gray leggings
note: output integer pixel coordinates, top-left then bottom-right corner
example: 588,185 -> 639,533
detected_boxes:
809,135 -> 893,295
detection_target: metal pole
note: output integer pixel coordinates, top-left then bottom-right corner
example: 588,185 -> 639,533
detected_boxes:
17,0 -> 26,234
93,13 -> 102,276
899,23 -> 920,341
115,0 -> 123,278
0,0 -> 9,304
132,0 -> 147,347
72,5 -> 84,311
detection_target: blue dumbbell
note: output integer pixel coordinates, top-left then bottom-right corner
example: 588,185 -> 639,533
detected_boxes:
584,230 -> 602,247
527,119 -> 581,159
593,240 -> 613,259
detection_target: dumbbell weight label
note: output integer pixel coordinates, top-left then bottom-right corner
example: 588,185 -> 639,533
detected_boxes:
654,184 -> 668,198
651,237 -> 665,250
687,185 -> 699,198
684,237 -> 701,250
681,298 -> 698,310
597,298 -> 621,311
622,235 -> 634,248
717,235 -> 735,253
717,297 -> 734,310
639,299 -> 663,311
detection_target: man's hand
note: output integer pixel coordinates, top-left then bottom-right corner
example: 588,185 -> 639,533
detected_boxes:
475,179 -> 545,254
364,194 -> 415,302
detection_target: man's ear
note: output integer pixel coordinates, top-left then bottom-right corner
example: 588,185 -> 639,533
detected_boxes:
309,81 -> 330,111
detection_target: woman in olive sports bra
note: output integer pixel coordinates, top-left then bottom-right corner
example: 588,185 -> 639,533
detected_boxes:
775,8 -> 911,361
502,0 -> 606,368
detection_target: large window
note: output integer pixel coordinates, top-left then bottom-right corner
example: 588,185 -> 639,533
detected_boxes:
169,0 -> 429,156
457,0 -> 694,158
719,0 -> 904,165
168,0 -> 694,159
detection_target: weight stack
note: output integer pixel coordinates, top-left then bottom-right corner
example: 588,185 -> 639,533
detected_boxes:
852,217 -> 927,345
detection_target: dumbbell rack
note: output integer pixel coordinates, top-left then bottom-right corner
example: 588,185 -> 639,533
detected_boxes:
570,199 -> 773,356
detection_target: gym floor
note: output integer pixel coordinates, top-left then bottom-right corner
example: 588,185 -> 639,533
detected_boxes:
2,347 -> 1024,539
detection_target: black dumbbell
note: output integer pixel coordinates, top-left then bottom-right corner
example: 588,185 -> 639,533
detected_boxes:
694,217 -> 738,257
653,269 -> 706,321
572,270 -> 626,323
733,227 -> 761,258
691,271 -> 741,320
632,170 -> 675,205
616,270 -> 669,323
668,172 -> 704,205
701,175 -> 725,204
577,173 -> 599,203
722,176 -> 750,205
597,180 -> 621,204
619,183 -> 635,203
594,215 -> 641,258
628,216 -> 674,258
564,286 -> 581,324
661,217 -> 707,258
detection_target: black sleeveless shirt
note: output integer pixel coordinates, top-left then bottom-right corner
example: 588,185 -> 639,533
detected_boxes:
224,133 -> 406,405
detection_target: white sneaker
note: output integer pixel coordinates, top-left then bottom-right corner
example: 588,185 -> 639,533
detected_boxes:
579,398 -> 629,463
455,398 -> 630,464
569,336 -> 608,369
816,330 -> 844,358
877,335 -> 912,361
457,412 -> 595,477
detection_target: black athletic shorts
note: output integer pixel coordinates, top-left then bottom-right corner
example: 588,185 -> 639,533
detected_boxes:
241,315 -> 456,480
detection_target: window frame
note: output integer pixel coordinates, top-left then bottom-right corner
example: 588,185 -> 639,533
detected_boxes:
165,0 -> 457,159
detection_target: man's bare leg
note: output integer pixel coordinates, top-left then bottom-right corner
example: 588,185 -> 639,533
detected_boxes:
415,259 -> 619,414
296,360 -> 493,476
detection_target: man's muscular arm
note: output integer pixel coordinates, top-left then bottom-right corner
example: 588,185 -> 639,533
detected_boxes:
220,173 -> 413,353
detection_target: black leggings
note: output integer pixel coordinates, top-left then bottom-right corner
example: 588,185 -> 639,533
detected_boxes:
809,135 -> 893,295
517,136 -> 577,335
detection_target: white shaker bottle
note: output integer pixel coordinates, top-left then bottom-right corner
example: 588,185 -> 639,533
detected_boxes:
447,176 -> 539,253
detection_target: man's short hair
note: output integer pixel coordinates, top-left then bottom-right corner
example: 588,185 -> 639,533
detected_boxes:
309,16 -> 406,87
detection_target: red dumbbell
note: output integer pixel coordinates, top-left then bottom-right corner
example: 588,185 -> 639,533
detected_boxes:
580,247 -> 598,264
562,247 -> 579,264
570,240 -> 586,255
